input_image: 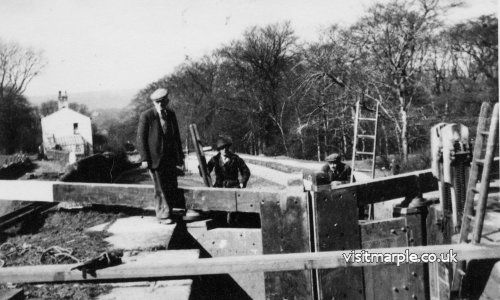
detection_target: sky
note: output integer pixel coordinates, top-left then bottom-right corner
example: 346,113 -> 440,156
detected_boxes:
0,0 -> 497,99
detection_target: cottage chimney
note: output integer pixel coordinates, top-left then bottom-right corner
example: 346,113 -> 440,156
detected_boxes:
58,90 -> 68,110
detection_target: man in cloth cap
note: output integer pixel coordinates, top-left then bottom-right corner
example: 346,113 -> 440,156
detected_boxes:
206,137 -> 251,224
206,137 -> 251,188
137,87 -> 185,224
321,152 -> 353,186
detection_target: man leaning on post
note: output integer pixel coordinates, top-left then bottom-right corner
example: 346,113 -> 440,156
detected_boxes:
136,87 -> 199,224
321,152 -> 353,187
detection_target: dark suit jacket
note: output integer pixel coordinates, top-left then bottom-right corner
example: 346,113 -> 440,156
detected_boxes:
136,108 -> 184,169
320,162 -> 352,183
207,152 -> 251,188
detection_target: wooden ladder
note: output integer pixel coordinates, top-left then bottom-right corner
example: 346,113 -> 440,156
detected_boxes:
351,100 -> 379,219
350,100 -> 380,183
452,102 -> 499,292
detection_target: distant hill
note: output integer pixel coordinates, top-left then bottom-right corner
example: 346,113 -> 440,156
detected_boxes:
27,89 -> 138,110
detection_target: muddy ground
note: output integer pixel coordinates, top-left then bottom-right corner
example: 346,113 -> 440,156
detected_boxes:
0,207 -> 146,299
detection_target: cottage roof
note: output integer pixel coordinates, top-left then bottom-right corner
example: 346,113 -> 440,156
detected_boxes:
41,107 -> 90,122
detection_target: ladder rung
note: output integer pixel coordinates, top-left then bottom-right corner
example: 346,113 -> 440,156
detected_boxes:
475,159 -> 485,165
354,168 -> 372,172
356,151 -> 374,156
358,134 -> 375,139
466,214 -> 474,220
457,268 -> 466,276
490,182 -> 500,189
480,130 -> 489,135
358,117 -> 377,121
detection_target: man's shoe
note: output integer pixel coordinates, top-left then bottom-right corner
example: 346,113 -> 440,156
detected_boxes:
183,209 -> 202,221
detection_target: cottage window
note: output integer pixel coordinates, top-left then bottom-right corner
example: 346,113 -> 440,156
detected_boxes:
73,123 -> 79,134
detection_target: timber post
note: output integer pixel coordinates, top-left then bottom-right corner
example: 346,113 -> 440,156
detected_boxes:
259,187 -> 314,299
394,197 -> 430,300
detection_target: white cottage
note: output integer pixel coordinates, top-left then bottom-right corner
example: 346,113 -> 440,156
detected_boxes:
41,91 -> 93,157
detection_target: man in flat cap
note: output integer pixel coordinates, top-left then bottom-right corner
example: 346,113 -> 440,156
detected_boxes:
137,88 -> 184,224
321,152 -> 352,186
206,137 -> 251,224
207,137 -> 251,188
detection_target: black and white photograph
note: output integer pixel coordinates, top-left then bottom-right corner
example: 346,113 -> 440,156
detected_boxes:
0,0 -> 498,299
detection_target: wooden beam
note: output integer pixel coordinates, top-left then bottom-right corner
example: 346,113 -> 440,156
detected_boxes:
1,244 -> 499,284
0,170 -> 438,212
304,170 -> 437,206
53,182 -> 153,207
0,180 -> 54,202
0,180 -> 278,213
0,203 -> 56,230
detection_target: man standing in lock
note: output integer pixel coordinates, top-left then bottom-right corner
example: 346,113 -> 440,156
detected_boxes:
137,87 -> 186,224
206,137 -> 251,224
206,137 -> 251,189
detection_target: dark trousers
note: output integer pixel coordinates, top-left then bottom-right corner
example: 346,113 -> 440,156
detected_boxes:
149,163 -> 178,219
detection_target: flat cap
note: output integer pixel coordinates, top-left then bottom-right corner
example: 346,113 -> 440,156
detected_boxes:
216,137 -> 232,150
325,153 -> 341,162
150,88 -> 168,101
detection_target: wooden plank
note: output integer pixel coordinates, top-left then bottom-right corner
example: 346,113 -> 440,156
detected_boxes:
236,190 -> 276,213
189,124 -> 212,187
1,171 -> 438,211
184,187 -> 237,212
405,213 -> 428,299
0,203 -> 56,230
361,217 -> 421,300
0,180 -> 272,213
187,226 -> 264,299
260,192 -> 313,300
53,182 -> 154,207
1,244 -> 499,284
427,205 -> 452,300
98,280 -> 193,300
313,188 -> 364,300
0,180 -> 53,202
304,170 -> 438,206
355,170 -> 436,206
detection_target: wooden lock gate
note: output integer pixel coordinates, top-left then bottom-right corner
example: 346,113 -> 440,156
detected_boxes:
0,169 -> 444,299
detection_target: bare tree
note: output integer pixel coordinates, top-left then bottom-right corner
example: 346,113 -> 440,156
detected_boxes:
447,14 -> 498,94
219,22 -> 298,156
0,40 -> 45,100
296,26 -> 369,160
349,0 -> 449,162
